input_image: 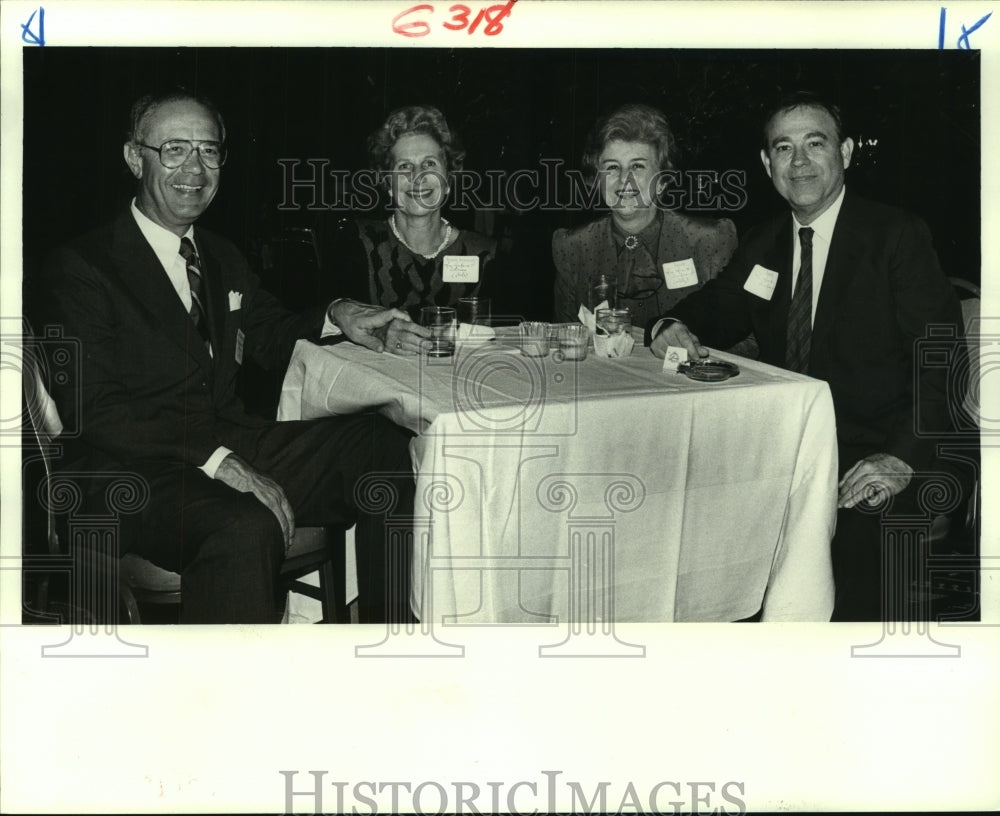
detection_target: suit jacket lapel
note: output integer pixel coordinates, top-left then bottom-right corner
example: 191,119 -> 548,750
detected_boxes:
811,193 -> 864,375
109,211 -> 215,374
195,234 -> 245,407
761,217 -> 794,359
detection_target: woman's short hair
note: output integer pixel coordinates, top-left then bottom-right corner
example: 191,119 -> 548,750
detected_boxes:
127,89 -> 227,144
367,105 -> 466,174
581,103 -> 677,179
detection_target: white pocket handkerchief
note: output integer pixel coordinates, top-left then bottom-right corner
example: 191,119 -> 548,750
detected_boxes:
228,290 -> 243,311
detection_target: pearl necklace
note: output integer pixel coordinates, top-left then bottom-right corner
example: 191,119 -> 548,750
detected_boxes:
390,214 -> 453,259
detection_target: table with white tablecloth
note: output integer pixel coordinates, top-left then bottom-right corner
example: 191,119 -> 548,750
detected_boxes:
278,335 -> 838,623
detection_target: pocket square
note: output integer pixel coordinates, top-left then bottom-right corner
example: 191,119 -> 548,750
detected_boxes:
228,290 -> 243,311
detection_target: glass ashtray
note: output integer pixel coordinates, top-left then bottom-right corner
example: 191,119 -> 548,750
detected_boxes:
677,359 -> 740,382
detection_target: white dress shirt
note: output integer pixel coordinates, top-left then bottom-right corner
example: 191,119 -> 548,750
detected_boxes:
790,184 -> 846,327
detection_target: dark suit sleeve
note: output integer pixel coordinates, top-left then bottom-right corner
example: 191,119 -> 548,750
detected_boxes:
218,239 -> 327,373
40,246 -> 221,466
240,275 -> 326,373
653,239 -> 756,349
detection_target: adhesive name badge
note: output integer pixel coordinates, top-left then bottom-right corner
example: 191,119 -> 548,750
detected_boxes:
442,255 -> 480,284
235,329 -> 245,365
662,345 -> 689,372
662,258 -> 699,289
744,264 -> 779,301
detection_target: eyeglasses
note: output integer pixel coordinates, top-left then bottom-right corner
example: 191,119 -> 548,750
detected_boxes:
136,139 -> 227,169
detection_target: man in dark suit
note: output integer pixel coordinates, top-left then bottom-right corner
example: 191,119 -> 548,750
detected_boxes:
647,91 -> 964,621
38,90 -> 429,623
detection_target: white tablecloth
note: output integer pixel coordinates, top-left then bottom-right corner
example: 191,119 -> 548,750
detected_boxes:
279,336 -> 837,622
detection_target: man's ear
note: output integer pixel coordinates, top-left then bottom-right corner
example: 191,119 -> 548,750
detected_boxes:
759,148 -> 772,179
123,142 -> 142,179
840,136 -> 855,169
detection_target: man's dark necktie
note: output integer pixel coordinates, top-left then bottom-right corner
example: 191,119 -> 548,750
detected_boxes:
785,226 -> 813,374
179,237 -> 212,355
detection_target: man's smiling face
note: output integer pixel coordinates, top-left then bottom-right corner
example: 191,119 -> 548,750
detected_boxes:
760,104 -> 854,225
125,99 -> 221,236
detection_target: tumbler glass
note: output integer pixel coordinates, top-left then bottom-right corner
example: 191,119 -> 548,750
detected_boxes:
519,321 -> 550,357
457,297 -> 491,326
589,274 -> 618,310
420,306 -> 457,357
553,323 -> 590,362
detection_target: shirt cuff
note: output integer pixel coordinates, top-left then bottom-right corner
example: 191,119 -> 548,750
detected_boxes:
321,298 -> 346,338
650,317 -> 680,340
200,446 -> 233,479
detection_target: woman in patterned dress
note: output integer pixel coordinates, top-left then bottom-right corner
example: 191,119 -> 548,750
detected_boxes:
328,105 -> 496,320
552,103 -> 738,335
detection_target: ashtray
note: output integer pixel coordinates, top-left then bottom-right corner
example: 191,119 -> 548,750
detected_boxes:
677,359 -> 740,382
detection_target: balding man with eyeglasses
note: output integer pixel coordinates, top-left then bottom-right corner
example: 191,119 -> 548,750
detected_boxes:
38,89 -> 422,624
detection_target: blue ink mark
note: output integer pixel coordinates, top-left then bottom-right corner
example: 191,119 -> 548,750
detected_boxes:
958,10 -> 992,49
939,7 -> 947,49
21,7 -> 45,47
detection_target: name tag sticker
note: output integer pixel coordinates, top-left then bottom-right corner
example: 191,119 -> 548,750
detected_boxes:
744,264 -> 779,301
662,345 -> 690,372
662,258 -> 699,289
442,256 -> 480,284
235,329 -> 245,365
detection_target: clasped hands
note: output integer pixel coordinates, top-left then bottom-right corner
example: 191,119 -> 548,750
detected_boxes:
650,321 -> 913,510
327,299 -> 430,355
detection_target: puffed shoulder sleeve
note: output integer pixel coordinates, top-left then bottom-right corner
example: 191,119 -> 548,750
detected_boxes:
694,217 -> 738,282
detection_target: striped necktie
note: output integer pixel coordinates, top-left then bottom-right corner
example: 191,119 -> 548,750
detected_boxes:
785,227 -> 813,374
179,237 -> 212,354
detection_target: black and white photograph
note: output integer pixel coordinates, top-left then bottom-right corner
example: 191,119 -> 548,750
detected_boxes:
2,1 -> 998,813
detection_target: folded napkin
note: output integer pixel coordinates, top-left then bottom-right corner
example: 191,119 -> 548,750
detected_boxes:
579,301 -> 634,358
457,323 -> 496,343
577,301 -> 607,334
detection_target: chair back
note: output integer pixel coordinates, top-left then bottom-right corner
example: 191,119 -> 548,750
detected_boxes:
949,277 -> 980,428
21,333 -> 63,555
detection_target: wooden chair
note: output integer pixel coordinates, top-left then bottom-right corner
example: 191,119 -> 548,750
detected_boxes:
22,331 -> 353,624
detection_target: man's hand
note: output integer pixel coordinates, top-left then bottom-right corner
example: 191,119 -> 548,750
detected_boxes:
215,453 -> 295,548
328,299 -> 415,352
650,320 -> 709,360
380,316 -> 432,356
838,453 -> 914,509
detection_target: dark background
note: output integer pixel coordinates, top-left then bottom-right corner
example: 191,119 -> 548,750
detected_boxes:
22,47 -> 981,319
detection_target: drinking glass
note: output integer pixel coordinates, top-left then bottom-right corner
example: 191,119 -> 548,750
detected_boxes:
589,274 -> 618,310
553,323 -> 590,361
594,307 -> 632,357
457,297 -> 491,326
420,306 -> 457,357
595,307 -> 631,337
519,321 -> 550,357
